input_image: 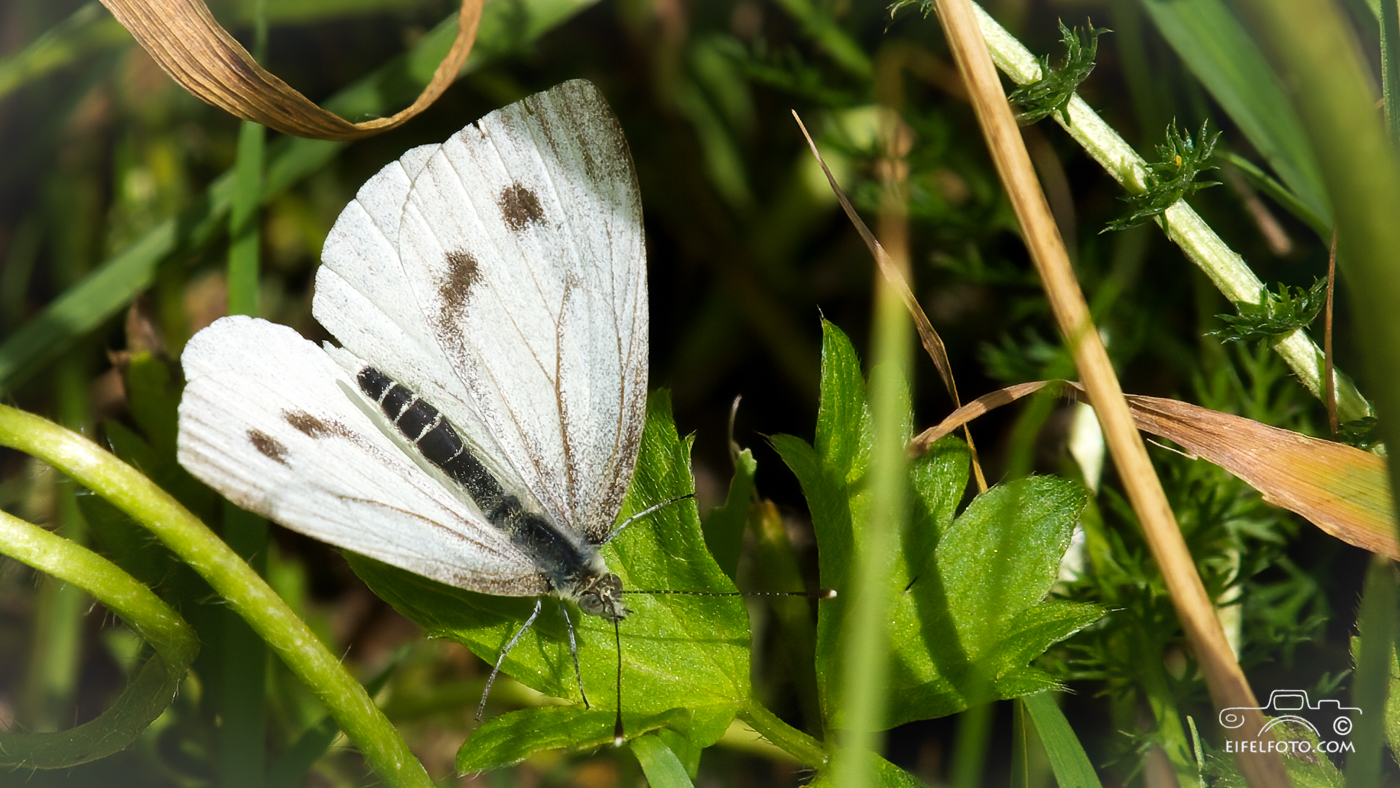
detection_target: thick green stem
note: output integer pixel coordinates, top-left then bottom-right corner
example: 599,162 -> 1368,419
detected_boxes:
0,508 -> 197,767
0,405 -> 433,788
739,701 -> 827,768
974,2 -> 1372,424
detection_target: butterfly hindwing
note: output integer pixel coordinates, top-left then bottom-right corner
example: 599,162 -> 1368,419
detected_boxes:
177,315 -> 548,597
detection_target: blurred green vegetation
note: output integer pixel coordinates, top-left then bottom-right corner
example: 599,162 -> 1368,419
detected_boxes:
0,0 -> 1392,785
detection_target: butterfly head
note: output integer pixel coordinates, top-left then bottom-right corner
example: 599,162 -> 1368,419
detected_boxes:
575,571 -> 630,622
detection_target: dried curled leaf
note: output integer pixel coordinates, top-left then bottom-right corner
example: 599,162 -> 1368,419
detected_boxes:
911,381 -> 1398,560
99,0 -> 481,140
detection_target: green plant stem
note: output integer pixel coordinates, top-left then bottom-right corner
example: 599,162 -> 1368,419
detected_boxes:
0,508 -> 198,767
738,700 -> 827,768
972,2 -> 1371,424
0,405 -> 433,788
0,510 -> 196,666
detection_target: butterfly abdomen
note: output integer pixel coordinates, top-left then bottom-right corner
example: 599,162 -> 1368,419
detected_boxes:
356,366 -> 508,510
356,364 -> 608,599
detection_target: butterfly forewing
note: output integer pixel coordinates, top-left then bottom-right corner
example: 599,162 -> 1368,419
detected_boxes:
317,79 -> 646,543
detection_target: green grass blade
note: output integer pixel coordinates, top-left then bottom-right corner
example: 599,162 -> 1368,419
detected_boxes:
0,0 -> 449,101
1022,692 -> 1103,788
631,733 -> 697,788
0,3 -> 131,101
228,117 -> 265,318
1142,0 -> 1331,229
0,0 -> 597,392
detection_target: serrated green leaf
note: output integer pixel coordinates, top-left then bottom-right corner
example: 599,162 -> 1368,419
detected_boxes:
1210,279 -> 1328,343
775,322 -> 1101,730
353,392 -> 749,756
1008,19 -> 1109,126
458,706 -> 680,771
1105,120 -> 1220,232
814,321 -> 872,481
702,447 -> 757,580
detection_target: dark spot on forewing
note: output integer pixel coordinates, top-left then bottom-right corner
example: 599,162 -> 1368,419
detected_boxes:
438,249 -> 480,324
249,429 -> 289,465
284,411 -> 351,439
498,182 -> 544,231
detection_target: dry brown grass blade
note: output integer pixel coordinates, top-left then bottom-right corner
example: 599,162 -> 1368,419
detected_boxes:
1126,395 -> 1397,560
913,381 -> 1398,560
791,111 -> 988,493
935,0 -> 1288,783
99,0 -> 482,140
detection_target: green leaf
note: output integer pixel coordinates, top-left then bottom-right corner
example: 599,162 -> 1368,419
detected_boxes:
814,320 -> 872,480
1209,279 -> 1327,343
1105,120 -> 1220,232
878,478 -> 1097,725
459,706 -> 679,772
1008,19 -> 1110,126
702,447 -> 757,581
773,321 -> 1102,730
352,392 -> 750,758
1141,0 -> 1331,228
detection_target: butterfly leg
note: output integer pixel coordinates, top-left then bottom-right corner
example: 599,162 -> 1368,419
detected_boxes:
477,599 -> 544,721
557,602 -> 591,710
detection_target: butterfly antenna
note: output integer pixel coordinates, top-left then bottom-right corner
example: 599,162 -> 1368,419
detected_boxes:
602,493 -> 695,545
612,616 -> 625,747
477,600 -> 544,722
629,588 -> 837,600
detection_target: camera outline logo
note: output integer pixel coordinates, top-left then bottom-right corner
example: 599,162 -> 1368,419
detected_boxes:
1219,689 -> 1361,739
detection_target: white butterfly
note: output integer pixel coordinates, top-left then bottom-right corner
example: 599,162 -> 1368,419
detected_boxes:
177,80 -> 648,733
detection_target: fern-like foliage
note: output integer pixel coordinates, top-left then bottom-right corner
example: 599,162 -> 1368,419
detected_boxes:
1104,120 -> 1220,232
1007,20 -> 1109,125
1209,279 -> 1328,343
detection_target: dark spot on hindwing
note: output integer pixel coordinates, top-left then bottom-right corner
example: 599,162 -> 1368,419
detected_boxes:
498,182 -> 544,231
438,249 -> 480,325
248,429 -> 288,465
